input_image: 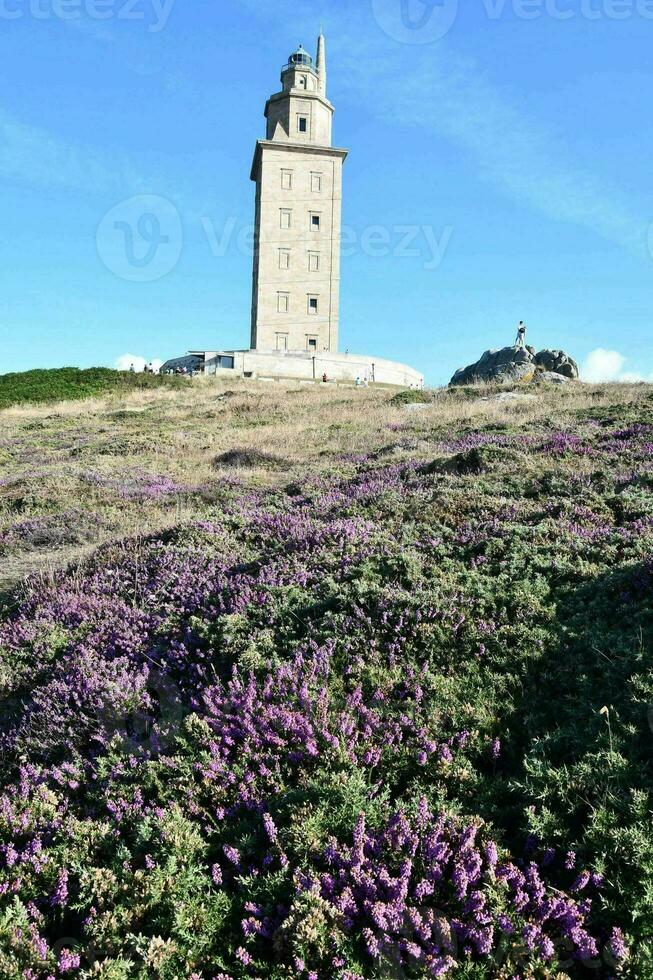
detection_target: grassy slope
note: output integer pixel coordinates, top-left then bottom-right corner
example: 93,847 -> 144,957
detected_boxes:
0,367 -> 184,411
0,377 -> 632,591
0,379 -> 652,977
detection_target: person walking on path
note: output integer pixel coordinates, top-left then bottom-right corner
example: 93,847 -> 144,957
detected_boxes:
515,321 -> 527,349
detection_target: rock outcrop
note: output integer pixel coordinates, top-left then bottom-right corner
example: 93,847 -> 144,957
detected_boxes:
532,349 -> 579,378
533,371 -> 570,385
450,346 -> 578,386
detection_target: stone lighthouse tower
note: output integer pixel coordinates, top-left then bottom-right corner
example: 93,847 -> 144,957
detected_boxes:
250,33 -> 348,353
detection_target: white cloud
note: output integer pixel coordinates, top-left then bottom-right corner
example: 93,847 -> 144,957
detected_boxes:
582,349 -> 626,382
115,354 -> 163,373
582,348 -> 653,383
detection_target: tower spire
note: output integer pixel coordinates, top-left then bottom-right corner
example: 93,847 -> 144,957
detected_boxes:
316,30 -> 326,96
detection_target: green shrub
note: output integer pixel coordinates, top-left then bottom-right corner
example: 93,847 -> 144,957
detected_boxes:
388,388 -> 432,406
0,367 -> 184,410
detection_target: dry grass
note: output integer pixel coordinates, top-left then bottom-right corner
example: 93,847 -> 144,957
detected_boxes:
1,376 -> 651,592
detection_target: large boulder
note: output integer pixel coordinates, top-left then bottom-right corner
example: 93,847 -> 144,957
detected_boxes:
533,349 -> 579,379
533,371 -> 571,385
450,346 -> 536,386
450,346 -> 578,386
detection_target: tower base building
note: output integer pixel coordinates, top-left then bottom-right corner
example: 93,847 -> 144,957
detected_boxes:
181,348 -> 423,387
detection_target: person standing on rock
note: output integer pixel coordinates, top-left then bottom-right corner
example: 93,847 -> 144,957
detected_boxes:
515,322 -> 527,349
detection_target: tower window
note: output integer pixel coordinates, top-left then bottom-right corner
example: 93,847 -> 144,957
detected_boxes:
279,249 -> 290,270
311,173 -> 323,193
276,333 -> 288,351
281,170 -> 293,190
307,337 -> 318,351
310,213 -> 321,231
298,116 -> 308,133
280,209 -> 292,230
308,296 -> 319,315
277,292 -> 290,313
299,76 -> 307,88
308,251 -> 320,272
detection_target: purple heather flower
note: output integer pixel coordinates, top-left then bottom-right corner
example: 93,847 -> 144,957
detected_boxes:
541,847 -> 556,868
572,870 -> 591,893
262,812 -> 278,843
540,935 -> 555,959
50,868 -> 69,907
484,842 -> 499,868
497,915 -> 514,935
58,949 -> 81,973
607,927 -> 629,962
223,845 -> 241,867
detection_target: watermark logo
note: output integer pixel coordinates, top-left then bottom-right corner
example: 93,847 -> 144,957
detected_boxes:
371,0 -> 459,43
96,195 -> 182,282
0,0 -> 175,31
97,669 -> 186,757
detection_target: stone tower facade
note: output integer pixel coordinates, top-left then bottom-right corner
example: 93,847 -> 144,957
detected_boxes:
250,34 -> 348,353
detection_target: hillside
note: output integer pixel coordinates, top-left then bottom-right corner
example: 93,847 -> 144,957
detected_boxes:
0,367 -> 184,411
0,378 -> 651,978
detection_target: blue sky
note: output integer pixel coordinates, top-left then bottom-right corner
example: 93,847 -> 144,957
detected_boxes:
1,0 -> 652,385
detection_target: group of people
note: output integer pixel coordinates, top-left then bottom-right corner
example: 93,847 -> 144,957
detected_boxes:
168,365 -> 198,376
128,363 -> 159,375
127,362 -> 203,377
320,372 -> 370,387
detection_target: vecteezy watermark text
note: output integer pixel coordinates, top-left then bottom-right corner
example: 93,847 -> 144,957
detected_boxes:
202,216 -> 454,271
482,0 -> 653,20
0,0 -> 175,31
371,0 -> 653,46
